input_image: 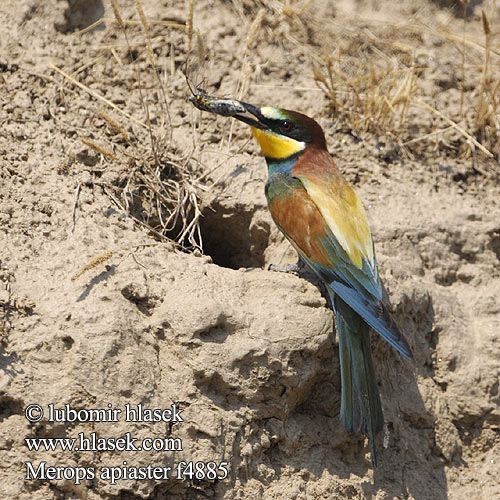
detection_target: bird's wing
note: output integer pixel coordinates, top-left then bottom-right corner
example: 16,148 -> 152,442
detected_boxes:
266,173 -> 412,359
293,170 -> 381,300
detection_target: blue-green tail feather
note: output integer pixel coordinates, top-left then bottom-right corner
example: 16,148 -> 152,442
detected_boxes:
330,290 -> 384,467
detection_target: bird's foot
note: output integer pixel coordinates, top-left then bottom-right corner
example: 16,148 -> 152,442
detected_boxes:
268,258 -> 305,274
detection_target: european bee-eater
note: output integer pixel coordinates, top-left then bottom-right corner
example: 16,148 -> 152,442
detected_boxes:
191,96 -> 413,466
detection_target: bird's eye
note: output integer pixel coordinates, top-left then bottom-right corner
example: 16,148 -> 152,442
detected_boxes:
281,120 -> 293,132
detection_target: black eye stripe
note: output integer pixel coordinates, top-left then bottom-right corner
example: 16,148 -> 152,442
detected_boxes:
270,119 -> 312,143
270,119 -> 293,133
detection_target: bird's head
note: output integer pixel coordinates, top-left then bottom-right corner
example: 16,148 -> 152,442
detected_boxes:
232,103 -> 327,163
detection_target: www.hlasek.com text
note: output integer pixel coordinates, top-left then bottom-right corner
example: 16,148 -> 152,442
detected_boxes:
25,432 -> 183,453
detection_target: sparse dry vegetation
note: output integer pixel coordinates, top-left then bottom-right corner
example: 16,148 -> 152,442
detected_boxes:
50,0 -> 499,261
312,50 -> 419,138
309,4 -> 500,161
53,0 -> 205,251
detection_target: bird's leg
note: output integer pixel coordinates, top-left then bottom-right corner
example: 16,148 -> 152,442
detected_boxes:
268,254 -> 305,274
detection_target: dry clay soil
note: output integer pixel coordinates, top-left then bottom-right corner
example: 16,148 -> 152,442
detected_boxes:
1,0 -> 500,499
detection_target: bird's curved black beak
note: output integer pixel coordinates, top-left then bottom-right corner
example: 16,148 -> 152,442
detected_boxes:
233,102 -> 271,131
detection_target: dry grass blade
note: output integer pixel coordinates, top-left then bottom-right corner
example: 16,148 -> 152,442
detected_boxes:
475,9 -> 491,132
79,138 -> 118,160
186,0 -> 194,52
135,0 -> 172,132
244,8 -> 266,58
72,252 -> 114,281
135,0 -> 154,67
110,0 -> 125,29
469,9 -> 500,158
413,100 -> 494,158
50,63 -> 148,129
97,109 -> 131,142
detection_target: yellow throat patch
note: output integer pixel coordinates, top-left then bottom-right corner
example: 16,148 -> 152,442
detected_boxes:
251,127 -> 305,160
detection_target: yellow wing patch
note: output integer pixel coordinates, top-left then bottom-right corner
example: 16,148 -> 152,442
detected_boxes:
251,127 -> 305,159
296,174 -> 374,269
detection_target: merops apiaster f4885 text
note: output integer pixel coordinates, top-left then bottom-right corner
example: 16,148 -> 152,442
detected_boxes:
190,92 -> 414,467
